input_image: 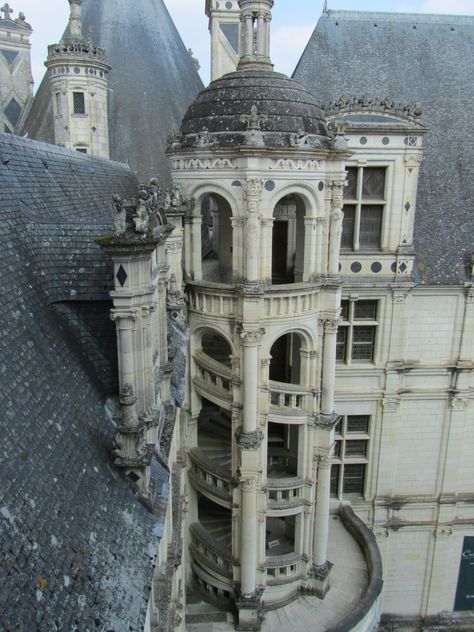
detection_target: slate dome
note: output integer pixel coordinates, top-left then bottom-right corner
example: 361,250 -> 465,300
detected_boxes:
179,70 -> 330,148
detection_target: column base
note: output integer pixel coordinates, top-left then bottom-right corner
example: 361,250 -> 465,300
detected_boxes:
305,561 -> 333,598
236,588 -> 264,631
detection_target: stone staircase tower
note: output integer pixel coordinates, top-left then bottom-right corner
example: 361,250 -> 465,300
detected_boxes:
45,0 -> 110,157
169,1 -> 350,629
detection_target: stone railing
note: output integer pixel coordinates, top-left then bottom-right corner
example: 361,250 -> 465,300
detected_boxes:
264,282 -> 320,319
267,476 -> 305,510
264,553 -> 303,586
193,351 -> 233,407
187,281 -> 235,318
188,448 -> 232,506
268,380 -> 313,421
190,522 -> 233,580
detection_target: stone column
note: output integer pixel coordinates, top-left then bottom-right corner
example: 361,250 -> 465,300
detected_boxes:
183,215 -> 193,279
191,216 -> 203,280
240,476 -> 258,594
142,305 -> 157,414
244,178 -> 263,283
111,309 -> 138,390
260,218 -> 273,284
328,181 -> 345,276
308,454 -> 333,597
320,319 -> 338,417
303,217 -> 318,281
264,13 -> 271,59
240,328 -> 265,436
256,12 -> 265,56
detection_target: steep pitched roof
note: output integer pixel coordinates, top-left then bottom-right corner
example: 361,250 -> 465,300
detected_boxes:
294,10 -> 474,284
22,0 -> 203,183
0,134 -> 161,630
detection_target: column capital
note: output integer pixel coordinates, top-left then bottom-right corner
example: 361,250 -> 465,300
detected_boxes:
317,454 -> 332,469
319,318 -> 338,335
110,308 -> 139,326
382,397 -> 400,412
240,326 -> 265,346
240,476 -> 259,492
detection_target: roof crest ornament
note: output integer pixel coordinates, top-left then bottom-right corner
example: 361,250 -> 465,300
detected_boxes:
1,3 -> 13,20
240,104 -> 267,147
323,1 -> 328,15
68,0 -> 83,40
324,93 -> 423,123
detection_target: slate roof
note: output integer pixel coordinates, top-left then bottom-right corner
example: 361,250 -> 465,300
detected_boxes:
0,134 -> 162,631
22,0 -> 203,183
180,69 -> 329,147
294,10 -> 474,284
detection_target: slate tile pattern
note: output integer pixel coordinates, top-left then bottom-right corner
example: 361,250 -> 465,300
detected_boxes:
294,11 -> 474,284
0,135 -> 158,631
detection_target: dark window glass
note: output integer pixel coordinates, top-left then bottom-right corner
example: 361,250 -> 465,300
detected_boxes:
359,205 -> 383,249
345,440 -> 368,457
336,327 -> 348,362
362,167 -> 386,199
352,326 -> 376,361
345,167 -> 357,199
334,418 -> 342,435
347,415 -> 369,434
73,92 -> 85,114
354,300 -> 377,320
76,148 -> 87,154
341,205 -> 355,249
343,464 -> 365,494
330,464 -> 340,496
334,442 -> 342,457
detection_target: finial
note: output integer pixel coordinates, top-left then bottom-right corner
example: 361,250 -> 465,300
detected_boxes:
68,0 -> 83,39
323,0 -> 328,14
237,0 -> 274,71
1,3 -> 13,20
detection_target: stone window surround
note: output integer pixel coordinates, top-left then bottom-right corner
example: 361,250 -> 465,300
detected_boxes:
331,414 -> 371,498
336,298 -> 379,365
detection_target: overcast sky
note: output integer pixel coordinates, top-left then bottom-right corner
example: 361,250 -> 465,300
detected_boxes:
8,0 -> 474,91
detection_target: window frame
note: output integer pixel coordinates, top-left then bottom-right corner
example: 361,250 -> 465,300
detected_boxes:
72,91 -> 86,115
337,299 -> 379,365
342,165 -> 388,252
331,414 -> 371,499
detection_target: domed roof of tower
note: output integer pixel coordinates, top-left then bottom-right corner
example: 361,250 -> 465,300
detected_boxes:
179,69 -> 329,148
178,0 -> 329,149
22,0 -> 203,182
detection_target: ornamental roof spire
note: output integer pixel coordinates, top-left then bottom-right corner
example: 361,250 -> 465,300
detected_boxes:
237,0 -> 274,71
68,0 -> 82,39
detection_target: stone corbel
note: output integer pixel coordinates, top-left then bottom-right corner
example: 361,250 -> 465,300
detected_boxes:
236,429 -> 264,450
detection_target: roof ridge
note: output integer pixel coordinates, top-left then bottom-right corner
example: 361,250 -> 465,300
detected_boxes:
325,9 -> 474,23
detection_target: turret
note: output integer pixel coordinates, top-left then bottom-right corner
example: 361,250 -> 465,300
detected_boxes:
45,0 -> 111,157
206,0 -> 241,80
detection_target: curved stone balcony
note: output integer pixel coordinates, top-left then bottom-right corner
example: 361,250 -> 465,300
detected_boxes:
266,475 -> 306,515
264,552 -> 303,587
193,351 -> 233,410
188,448 -> 232,508
187,280 -> 321,322
269,380 -> 314,423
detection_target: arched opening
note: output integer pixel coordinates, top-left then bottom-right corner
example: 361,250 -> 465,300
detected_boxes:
196,397 -> 231,471
271,195 -> 306,284
201,331 -> 232,368
267,422 -> 299,476
269,332 -> 302,385
201,193 -> 233,283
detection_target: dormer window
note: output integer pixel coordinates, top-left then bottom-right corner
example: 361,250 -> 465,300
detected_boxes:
73,91 -> 85,114
342,166 -> 386,251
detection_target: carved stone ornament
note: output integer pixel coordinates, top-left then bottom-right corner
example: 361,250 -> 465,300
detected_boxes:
236,429 -> 264,450
166,129 -> 182,151
172,157 -> 237,170
194,127 -> 216,148
240,327 -> 265,345
451,397 -> 468,411
324,94 -> 423,123
309,560 -> 333,579
328,119 -> 349,150
269,158 -> 321,171
382,398 -> 400,412
240,476 -> 258,492
318,454 -> 332,469
289,129 -> 312,148
434,527 -> 453,540
240,104 -> 268,131
319,318 -> 339,335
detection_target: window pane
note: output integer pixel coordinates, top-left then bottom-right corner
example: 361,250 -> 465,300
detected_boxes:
354,300 -> 377,320
336,327 -> 348,362
341,205 -> 355,249
347,415 -> 369,434
362,168 -> 385,199
335,418 -> 342,435
345,440 -> 367,457
359,205 -> 383,249
334,441 -> 342,457
330,464 -> 340,497
340,300 -> 349,321
345,168 -> 357,199
352,326 -> 375,361
343,464 -> 365,494
73,92 -> 85,114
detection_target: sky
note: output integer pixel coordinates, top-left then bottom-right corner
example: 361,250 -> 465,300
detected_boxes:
8,0 -> 474,91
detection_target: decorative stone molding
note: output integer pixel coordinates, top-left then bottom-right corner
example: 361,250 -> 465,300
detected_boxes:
374,528 -> 390,539
392,291 -> 409,304
110,309 -> 139,327
244,178 -> 263,213
324,94 -> 423,123
328,120 -> 349,150
451,396 -> 468,411
317,455 -> 332,469
309,560 -> 333,579
236,429 -> 264,450
269,158 -> 321,171
240,104 -> 268,131
314,412 -> 341,430
382,398 -> 400,412
240,476 -> 259,492
433,527 -> 453,540
172,157 -> 238,170
240,327 -> 265,346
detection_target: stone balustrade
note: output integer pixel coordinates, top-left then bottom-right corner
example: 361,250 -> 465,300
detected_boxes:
266,476 -> 305,510
189,522 -> 233,580
188,281 -> 235,317
264,553 -> 303,586
188,448 -> 232,507
263,282 -> 320,318
268,380 -> 313,422
193,351 -> 233,408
